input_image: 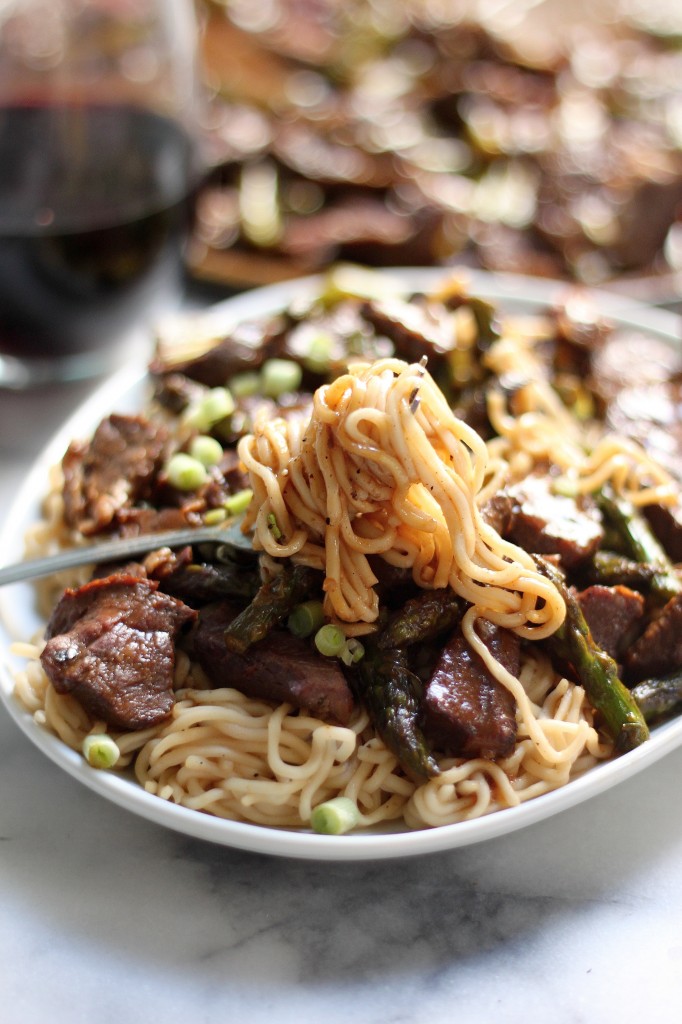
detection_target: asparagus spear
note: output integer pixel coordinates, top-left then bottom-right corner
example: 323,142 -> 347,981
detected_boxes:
464,295 -> 499,347
223,563 -> 320,654
377,589 -> 465,650
355,642 -> 440,782
534,556 -> 649,753
596,489 -> 682,604
631,670 -> 682,724
579,550 -> 657,591
160,560 -> 261,605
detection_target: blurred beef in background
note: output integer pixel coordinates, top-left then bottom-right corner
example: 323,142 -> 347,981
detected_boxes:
189,0 -> 682,297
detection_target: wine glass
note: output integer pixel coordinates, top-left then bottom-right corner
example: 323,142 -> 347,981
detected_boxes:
0,0 -> 206,389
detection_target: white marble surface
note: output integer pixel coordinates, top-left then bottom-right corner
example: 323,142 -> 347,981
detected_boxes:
2,379 -> 682,1024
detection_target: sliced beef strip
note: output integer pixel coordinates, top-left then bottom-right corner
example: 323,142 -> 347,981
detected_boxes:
576,584 -> 645,662
279,200 -> 420,266
643,503 -> 682,563
423,618 -> 520,761
217,447 -> 250,494
599,371 -> 682,557
589,331 -> 682,411
62,414 -> 169,536
192,601 -> 355,725
624,592 -> 682,684
507,472 -> 603,569
479,491 -> 513,537
360,297 -> 457,368
41,574 -> 197,730
110,505 -> 201,538
605,379 -> 682,484
152,372 -> 206,415
149,315 -> 288,387
91,545 -> 195,583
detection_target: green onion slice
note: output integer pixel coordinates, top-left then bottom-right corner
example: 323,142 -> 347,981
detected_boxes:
340,638 -> 365,666
288,600 -> 325,639
224,488 -> 253,517
190,435 -> 224,467
166,452 -> 208,491
82,734 -> 120,770
310,797 -> 361,835
261,358 -> 303,398
314,623 -> 346,657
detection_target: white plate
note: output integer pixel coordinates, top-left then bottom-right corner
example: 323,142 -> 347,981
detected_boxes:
2,267 -> 682,861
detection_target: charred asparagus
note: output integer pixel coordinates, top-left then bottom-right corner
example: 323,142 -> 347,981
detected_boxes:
597,489 -> 682,605
535,556 -> 649,753
355,642 -> 439,782
631,670 -> 682,724
223,563 -> 320,653
377,589 -> 465,650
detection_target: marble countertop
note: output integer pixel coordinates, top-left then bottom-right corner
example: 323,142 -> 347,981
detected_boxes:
2,375 -> 682,1024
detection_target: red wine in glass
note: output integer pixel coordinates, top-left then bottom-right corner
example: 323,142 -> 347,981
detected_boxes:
0,100 -> 201,375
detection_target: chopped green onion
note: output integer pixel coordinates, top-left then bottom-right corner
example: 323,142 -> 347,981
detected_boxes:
261,358 -> 303,398
202,386 -> 235,424
239,161 -> 282,248
314,623 -> 346,657
288,600 -> 325,639
82,733 -> 120,770
230,372 -> 261,399
184,387 -> 235,432
267,512 -> 282,540
203,507 -> 227,526
166,452 -> 208,491
310,796 -> 360,835
224,488 -> 254,517
190,434 -> 224,467
304,331 -> 333,373
552,477 -> 580,497
340,638 -> 365,666
321,263 -> 406,306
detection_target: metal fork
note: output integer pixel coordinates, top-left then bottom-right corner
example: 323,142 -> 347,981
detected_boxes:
0,521 -> 249,587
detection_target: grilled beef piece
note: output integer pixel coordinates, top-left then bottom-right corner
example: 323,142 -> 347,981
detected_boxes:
108,505 -> 201,538
41,574 -> 197,730
589,331 -> 682,412
606,379 -> 682,484
479,491 -> 514,537
91,545 -> 193,582
150,315 -> 287,387
576,584 -> 645,662
272,122 -> 394,189
192,602 -> 355,724
643,503 -> 682,563
62,414 -> 169,536
508,472 -> 603,569
624,593 -> 682,684
360,298 -> 457,368
281,199 -> 441,269
423,619 -> 520,760
152,372 -> 206,415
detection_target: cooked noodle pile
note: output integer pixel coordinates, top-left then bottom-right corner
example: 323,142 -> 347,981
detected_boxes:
13,635 -> 609,829
13,314 -> 674,835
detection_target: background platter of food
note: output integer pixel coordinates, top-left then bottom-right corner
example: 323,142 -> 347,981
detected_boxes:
187,0 -> 682,308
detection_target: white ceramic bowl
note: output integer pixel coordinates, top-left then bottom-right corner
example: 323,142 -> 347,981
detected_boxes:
2,268 -> 682,860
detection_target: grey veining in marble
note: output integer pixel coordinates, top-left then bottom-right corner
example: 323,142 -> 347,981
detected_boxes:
2,694 -> 682,1024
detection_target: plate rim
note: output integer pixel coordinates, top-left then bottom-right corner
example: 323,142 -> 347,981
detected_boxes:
2,266 -> 682,861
